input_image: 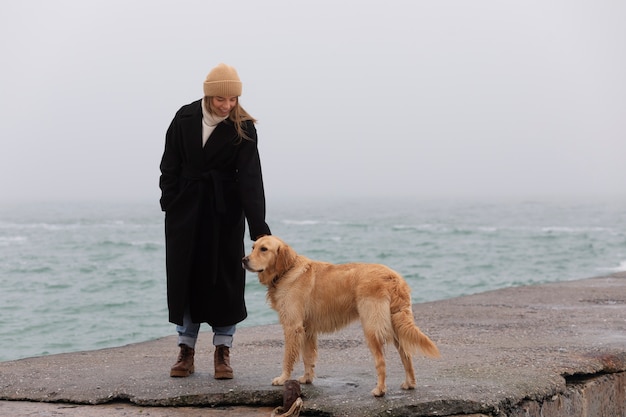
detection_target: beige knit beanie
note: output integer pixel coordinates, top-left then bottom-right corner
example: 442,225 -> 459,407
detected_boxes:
203,63 -> 242,97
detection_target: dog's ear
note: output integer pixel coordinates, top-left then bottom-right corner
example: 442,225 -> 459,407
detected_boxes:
275,243 -> 297,275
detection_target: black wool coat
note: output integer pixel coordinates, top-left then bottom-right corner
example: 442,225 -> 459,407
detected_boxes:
159,99 -> 271,327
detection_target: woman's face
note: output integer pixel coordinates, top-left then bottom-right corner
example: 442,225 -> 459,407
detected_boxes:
210,96 -> 238,117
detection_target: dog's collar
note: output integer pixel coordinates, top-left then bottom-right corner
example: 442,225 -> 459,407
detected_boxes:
270,264 -> 295,288
270,275 -> 281,288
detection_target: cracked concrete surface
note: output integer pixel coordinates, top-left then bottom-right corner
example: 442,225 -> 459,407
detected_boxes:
0,272 -> 624,416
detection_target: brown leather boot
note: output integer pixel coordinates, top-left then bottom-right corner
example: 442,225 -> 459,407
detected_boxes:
170,344 -> 195,377
214,345 -> 233,379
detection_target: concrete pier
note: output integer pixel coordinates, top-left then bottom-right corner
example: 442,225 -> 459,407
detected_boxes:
1,272 -> 624,416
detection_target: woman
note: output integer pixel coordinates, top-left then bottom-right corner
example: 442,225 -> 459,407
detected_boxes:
159,63 -> 271,380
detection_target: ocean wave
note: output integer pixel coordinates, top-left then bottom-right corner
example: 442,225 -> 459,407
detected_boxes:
280,219 -> 347,226
0,220 -> 160,231
95,240 -> 163,249
0,222 -> 83,231
131,241 -> 163,250
8,266 -> 54,274
540,226 -> 608,233
0,236 -> 27,246
598,260 -> 626,273
282,219 -> 321,225
391,223 -> 613,236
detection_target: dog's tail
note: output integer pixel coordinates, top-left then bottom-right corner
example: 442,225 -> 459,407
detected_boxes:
392,309 -> 440,358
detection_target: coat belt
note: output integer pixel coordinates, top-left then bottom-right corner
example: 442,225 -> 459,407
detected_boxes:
181,168 -> 234,213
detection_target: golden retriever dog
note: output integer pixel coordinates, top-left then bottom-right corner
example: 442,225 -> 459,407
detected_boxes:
242,235 -> 440,397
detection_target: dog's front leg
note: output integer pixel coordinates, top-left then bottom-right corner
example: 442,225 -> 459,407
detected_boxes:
272,323 -> 305,386
299,331 -> 317,384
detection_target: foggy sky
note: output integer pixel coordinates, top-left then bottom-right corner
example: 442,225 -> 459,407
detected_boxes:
1,1 -> 624,204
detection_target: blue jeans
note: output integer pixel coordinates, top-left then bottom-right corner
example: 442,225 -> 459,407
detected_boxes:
176,308 -> 236,349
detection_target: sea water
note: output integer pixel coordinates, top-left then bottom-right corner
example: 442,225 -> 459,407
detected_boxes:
1,197 -> 625,362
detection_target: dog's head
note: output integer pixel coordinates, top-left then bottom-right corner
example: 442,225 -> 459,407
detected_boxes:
242,235 -> 297,287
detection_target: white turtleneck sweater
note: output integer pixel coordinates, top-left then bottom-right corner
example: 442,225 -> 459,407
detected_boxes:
201,101 -> 228,147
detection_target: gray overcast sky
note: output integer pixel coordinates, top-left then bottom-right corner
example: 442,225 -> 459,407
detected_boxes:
1,1 -> 624,204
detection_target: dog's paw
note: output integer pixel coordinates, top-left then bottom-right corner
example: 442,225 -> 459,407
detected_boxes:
298,374 -> 313,384
272,375 -> 288,386
371,386 -> 386,397
401,380 -> 416,390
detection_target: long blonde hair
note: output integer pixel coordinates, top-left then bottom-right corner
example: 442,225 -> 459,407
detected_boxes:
204,97 -> 257,142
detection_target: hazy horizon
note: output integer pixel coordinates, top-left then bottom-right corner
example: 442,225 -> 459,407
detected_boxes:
1,1 -> 624,204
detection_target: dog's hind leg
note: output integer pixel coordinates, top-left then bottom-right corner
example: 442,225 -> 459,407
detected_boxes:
299,331 -> 317,384
359,299 -> 392,397
363,326 -> 387,397
393,338 -> 416,390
